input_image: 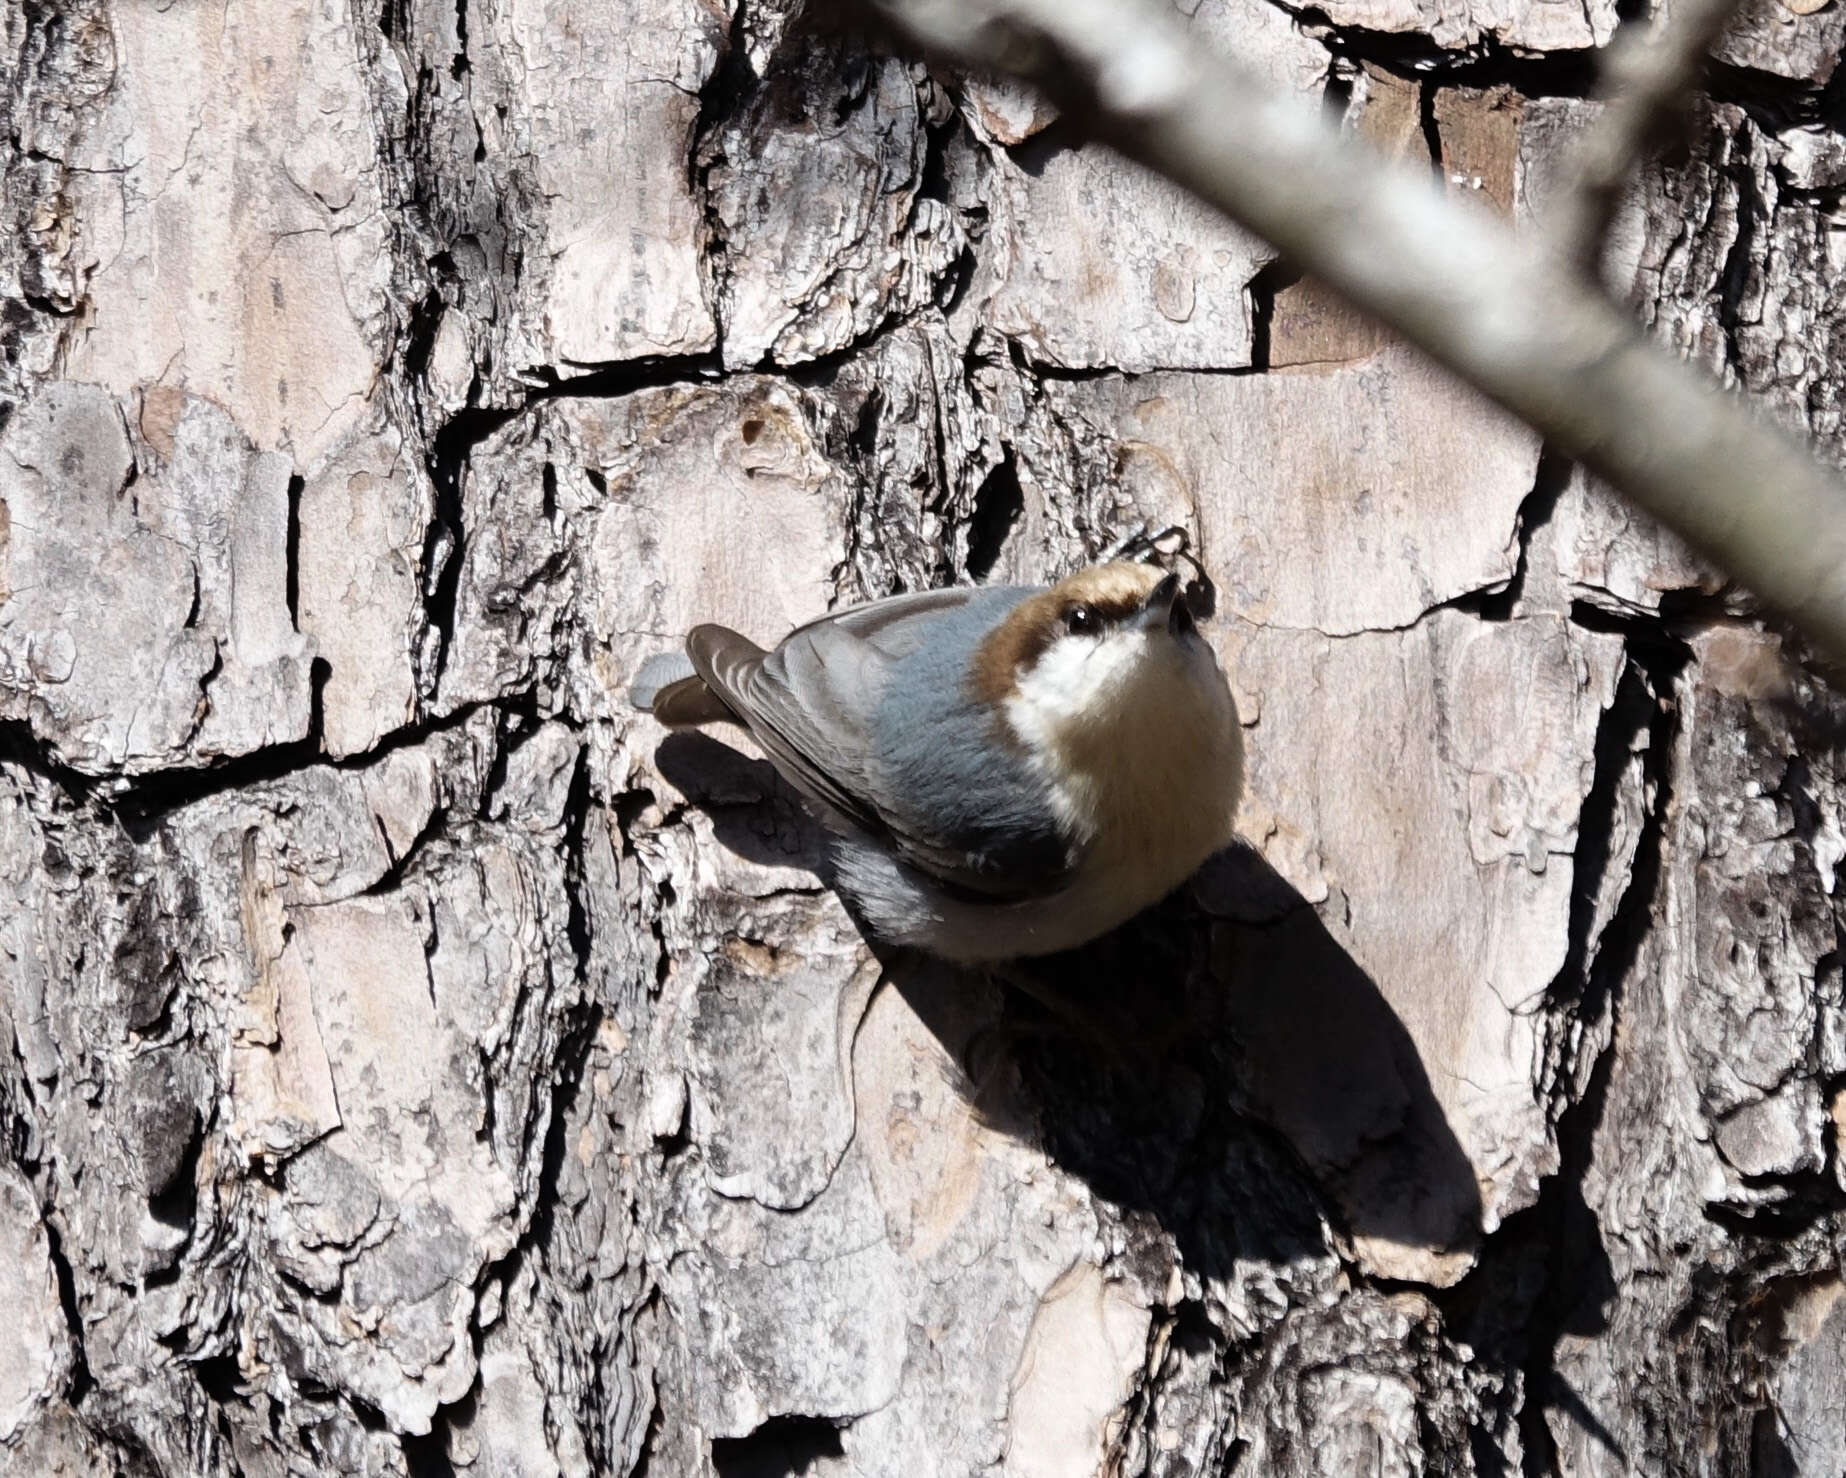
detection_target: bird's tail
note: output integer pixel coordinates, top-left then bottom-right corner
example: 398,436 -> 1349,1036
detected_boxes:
628,651 -> 737,727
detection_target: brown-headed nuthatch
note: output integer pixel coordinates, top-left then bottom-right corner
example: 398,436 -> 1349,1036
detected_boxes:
631,562 -> 1243,962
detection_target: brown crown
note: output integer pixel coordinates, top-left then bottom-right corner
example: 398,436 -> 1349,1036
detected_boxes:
968,562 -> 1167,707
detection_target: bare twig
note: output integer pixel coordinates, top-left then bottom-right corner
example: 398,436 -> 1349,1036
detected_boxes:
866,0 -> 1846,667
1552,0 -> 1750,272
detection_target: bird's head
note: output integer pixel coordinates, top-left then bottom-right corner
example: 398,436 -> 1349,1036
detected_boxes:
969,561 -> 1227,763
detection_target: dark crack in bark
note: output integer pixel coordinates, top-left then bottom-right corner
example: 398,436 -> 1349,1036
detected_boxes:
1526,622 -> 1686,1476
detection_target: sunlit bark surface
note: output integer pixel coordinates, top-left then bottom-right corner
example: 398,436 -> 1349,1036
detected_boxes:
1,1 -> 1843,1474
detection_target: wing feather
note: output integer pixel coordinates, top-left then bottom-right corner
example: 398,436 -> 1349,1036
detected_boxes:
684,587 -> 1074,902
686,623 -> 886,837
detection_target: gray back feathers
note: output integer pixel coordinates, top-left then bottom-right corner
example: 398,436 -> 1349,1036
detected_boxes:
867,590 -> 1073,894
634,583 -> 1077,902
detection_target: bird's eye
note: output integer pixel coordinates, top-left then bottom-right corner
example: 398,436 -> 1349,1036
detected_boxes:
1065,604 -> 1098,636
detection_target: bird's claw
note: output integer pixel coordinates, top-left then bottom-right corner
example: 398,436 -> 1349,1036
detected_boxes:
1104,524 -> 1217,622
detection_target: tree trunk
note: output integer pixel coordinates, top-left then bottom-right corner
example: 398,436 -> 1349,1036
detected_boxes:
3,0 -> 1843,1474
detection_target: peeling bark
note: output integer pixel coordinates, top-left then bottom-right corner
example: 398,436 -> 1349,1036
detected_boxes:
2,1 -> 1843,1475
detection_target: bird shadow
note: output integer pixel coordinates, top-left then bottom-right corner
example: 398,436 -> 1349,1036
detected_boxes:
655,730 -> 837,871
925,851 -> 1487,1290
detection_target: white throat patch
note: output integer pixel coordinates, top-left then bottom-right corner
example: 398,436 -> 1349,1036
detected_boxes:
1006,628 -> 1150,745
1002,626 -> 1240,849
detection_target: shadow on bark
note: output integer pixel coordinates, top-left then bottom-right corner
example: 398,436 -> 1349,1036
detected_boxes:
954,847 -> 1485,1287
657,730 -> 837,874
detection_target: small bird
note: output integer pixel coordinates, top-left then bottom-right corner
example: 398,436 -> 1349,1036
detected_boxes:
630,562 -> 1244,962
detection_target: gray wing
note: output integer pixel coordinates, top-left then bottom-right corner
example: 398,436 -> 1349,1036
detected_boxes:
686,586 -> 1072,901
686,619 -> 888,839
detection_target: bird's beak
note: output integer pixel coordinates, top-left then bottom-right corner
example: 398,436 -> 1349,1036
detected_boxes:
1138,571 -> 1194,636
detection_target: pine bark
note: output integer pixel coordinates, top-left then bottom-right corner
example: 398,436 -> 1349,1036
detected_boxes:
2,1 -> 1843,1475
